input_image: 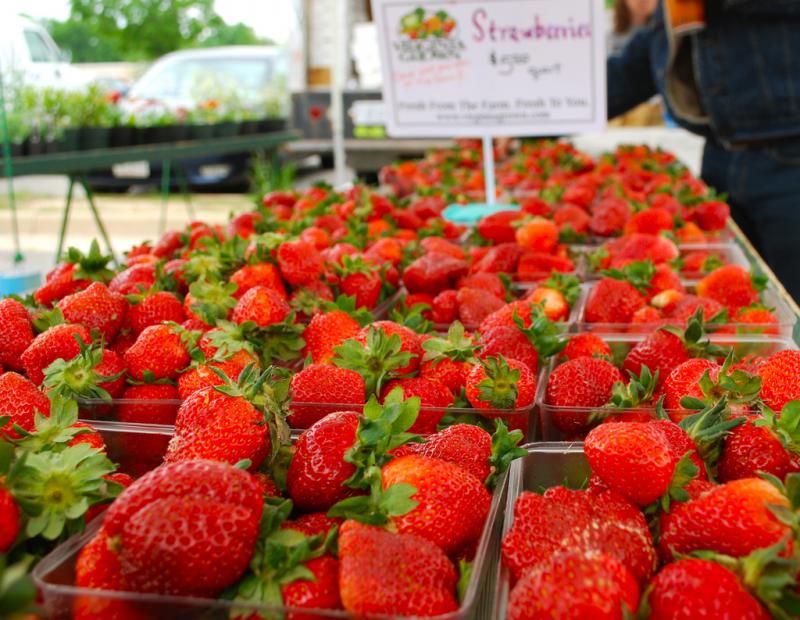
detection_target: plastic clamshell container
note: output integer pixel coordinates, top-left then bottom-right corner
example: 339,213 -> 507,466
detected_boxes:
494,443 -> 588,619
573,280 -> 797,337
91,419 -> 174,478
533,332 -> 797,441
33,451 -> 509,620
580,242 -> 751,281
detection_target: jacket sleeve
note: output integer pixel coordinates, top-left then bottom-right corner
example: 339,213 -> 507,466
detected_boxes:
607,27 -> 658,119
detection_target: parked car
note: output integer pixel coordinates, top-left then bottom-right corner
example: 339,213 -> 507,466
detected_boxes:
0,13 -> 86,89
85,46 -> 289,192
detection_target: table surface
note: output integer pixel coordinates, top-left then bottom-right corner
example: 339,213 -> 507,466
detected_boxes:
0,131 -> 298,177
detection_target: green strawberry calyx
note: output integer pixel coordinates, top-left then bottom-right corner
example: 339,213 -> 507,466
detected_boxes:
186,279 -> 238,326
677,397 -> 746,472
754,401 -> 800,455
601,259 -> 656,295
657,451 -> 700,514
475,356 -> 521,410
663,307 -> 728,360
42,340 -> 123,402
512,305 -> 567,360
541,271 -> 581,307
332,326 -> 413,397
231,498 -> 336,613
389,301 -> 434,334
11,395 -> 92,453
68,239 -> 115,282
0,555 -> 36,616
422,321 -> 478,365
486,419 -> 527,489
609,366 -> 659,410
679,352 -> 762,412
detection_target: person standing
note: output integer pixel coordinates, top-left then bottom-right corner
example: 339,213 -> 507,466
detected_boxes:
608,0 -> 800,301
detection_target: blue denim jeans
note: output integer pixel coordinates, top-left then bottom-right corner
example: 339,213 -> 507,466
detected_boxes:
702,140 -> 800,303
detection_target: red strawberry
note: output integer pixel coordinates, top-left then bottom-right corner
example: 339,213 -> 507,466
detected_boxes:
584,278 -> 646,324
0,486 -> 20,552
354,321 -> 423,376
624,207 -> 674,235
465,357 -> 536,410
471,243 -> 524,274
658,477 -> 791,560
289,364 -> 366,428
103,460 -> 263,598
0,372 -> 50,437
696,265 -> 760,310
230,262 -> 287,299
480,325 -> 539,373
759,350 -> 800,411
508,551 -> 640,620
128,291 -> 185,335
501,487 -> 656,583
719,405 -> 800,482
733,306 -> 779,335
515,217 -> 558,253
456,287 -> 505,328
479,299 -> 540,332
663,358 -> 721,413
553,204 -> 591,236
380,378 -> 454,433
232,285 -> 291,327
303,310 -> 360,364
340,270 -> 382,310
43,345 -> 126,400
421,236 -> 465,259
477,210 -> 523,243
57,282 -> 127,342
177,359 -> 246,400
516,252 -> 575,281
109,263 -> 156,296
277,240 -> 324,287
402,252 -> 468,295
431,289 -> 458,324
165,384 -> 271,470
124,323 -> 190,381
21,323 -> 91,385
691,200 -> 730,231
561,333 -> 612,361
282,512 -> 342,539
0,298 -> 34,371
35,241 -> 114,307
286,411 -> 363,512
663,294 -> 724,322
590,196 -> 631,236
457,272 -> 505,299
645,558 -> 770,620
418,322 -> 478,393
338,521 -> 458,615
381,453 -> 490,554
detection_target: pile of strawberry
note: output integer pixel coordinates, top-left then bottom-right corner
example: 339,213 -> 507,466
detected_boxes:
502,396 -> 800,619
542,315 -> 800,439
71,392 -> 526,617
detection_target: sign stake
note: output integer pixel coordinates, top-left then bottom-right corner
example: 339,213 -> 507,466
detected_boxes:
482,135 -> 496,205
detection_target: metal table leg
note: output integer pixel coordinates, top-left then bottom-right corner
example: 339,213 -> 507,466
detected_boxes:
174,163 -> 196,221
55,175 -> 76,262
159,160 -> 171,236
78,176 -> 116,265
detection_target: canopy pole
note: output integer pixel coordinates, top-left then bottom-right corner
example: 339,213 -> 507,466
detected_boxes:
482,135 -> 496,205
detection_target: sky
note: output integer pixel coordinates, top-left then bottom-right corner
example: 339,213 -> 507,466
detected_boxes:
6,0 -> 299,44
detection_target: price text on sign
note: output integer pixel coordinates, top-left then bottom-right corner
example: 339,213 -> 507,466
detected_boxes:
371,0 -> 607,137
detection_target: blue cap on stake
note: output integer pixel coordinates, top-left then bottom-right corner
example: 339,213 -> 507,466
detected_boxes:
442,202 -> 520,224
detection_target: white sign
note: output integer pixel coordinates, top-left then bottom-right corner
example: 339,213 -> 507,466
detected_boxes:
371,0 -> 607,137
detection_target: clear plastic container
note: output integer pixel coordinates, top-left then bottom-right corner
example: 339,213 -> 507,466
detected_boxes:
533,332 -> 797,441
91,420 -> 174,478
494,443 -> 588,619
574,281 -> 797,336
580,242 -> 750,281
33,453 -> 509,620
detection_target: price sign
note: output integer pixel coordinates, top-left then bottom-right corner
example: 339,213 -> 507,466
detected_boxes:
371,0 -> 607,137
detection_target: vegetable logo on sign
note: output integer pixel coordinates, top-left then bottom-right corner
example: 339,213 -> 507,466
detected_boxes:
395,7 -> 465,60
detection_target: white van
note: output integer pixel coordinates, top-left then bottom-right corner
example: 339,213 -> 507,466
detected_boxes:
0,14 -> 85,89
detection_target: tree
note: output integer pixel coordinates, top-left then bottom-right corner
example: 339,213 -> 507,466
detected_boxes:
48,0 -> 269,63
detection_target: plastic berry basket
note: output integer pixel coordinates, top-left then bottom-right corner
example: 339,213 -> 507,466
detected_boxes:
493,443 -> 588,619
32,459 -> 509,620
572,281 -> 797,337
91,419 -> 174,479
580,242 -> 751,281
532,332 -> 798,441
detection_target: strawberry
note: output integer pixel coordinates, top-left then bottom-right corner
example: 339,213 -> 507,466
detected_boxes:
127,291 -> 185,335
456,286 -> 505,327
457,272 -> 506,299
431,289 -> 458,324
471,242 -> 525,274
102,459 -> 263,598
733,306 -> 779,335
480,325 -> 540,373
525,286 -> 570,322
402,252 -> 468,295
553,204 -> 591,237
516,251 -> 575,281
515,216 -> 558,253
380,453 -> 490,554
42,344 -> 126,400
393,423 -> 492,481
124,323 -> 191,381
508,551 -> 640,620
380,378 -> 453,433
338,521 -> 458,615
230,262 -> 287,300
663,358 -> 721,413
545,357 -> 624,432
0,486 -> 20,552
283,512 -> 342,538
177,358 -> 246,400
590,196 -> 631,236
465,356 -> 536,410
584,277 -> 646,324
34,241 -> 114,307
696,265 -> 762,310
561,333 -> 612,360
277,240 -> 324,287
501,486 -> 656,583
603,234 -> 679,269
585,421 -> 699,507
183,280 -> 237,326
623,207 -> 674,235
21,323 -> 91,385
302,309 -> 360,364
165,367 -> 281,470
232,285 -> 291,327
0,298 -> 34,371
691,200 -> 730,231
719,403 -> 800,482
420,236 -> 465,259
109,263 -> 156,296
289,364 -> 366,428
419,321 -> 478,393
759,350 -> 800,411
0,372 -> 51,437
57,281 -> 127,342
286,411 -> 363,513
115,383 -> 179,466
333,322 -> 422,396
658,477 -> 792,560
477,210 -> 523,243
